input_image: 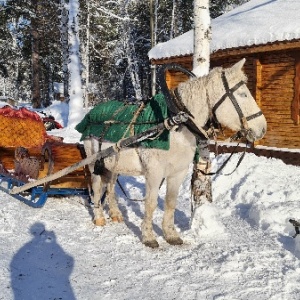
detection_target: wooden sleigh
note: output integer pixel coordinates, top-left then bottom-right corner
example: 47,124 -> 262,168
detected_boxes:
0,106 -> 91,208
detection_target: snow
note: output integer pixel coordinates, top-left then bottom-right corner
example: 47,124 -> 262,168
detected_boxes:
1,102 -> 300,299
148,0 -> 300,60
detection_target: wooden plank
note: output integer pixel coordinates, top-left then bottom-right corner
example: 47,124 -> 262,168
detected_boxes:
254,58 -> 262,106
210,144 -> 300,166
41,141 -> 90,189
292,53 -> 300,124
210,40 -> 300,60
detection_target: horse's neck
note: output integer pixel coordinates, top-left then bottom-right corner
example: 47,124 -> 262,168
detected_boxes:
179,77 -> 210,128
169,125 -> 197,153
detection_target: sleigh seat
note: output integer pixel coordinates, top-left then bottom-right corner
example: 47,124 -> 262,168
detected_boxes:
0,105 -> 90,207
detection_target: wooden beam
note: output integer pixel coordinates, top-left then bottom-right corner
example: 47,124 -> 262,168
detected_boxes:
211,40 -> 300,59
292,54 -> 300,125
150,40 -> 300,65
254,58 -> 262,107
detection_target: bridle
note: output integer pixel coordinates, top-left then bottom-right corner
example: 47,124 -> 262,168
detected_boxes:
159,64 -> 263,142
211,71 -> 263,141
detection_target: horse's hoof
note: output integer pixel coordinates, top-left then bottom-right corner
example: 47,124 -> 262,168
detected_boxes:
111,216 -> 123,223
143,240 -> 159,248
93,218 -> 106,226
166,237 -> 183,246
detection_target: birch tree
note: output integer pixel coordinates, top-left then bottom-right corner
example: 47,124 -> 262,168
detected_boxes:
191,0 -> 213,216
60,0 -> 69,104
119,0 -> 142,101
150,0 -> 158,96
65,0 -> 84,127
193,0 -> 211,77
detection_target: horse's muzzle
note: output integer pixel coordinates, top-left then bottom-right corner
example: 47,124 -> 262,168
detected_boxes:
246,127 -> 266,142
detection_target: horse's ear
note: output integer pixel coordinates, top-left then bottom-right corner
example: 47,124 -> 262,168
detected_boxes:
232,58 -> 246,71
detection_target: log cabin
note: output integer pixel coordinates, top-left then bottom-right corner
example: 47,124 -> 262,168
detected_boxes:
149,0 -> 300,150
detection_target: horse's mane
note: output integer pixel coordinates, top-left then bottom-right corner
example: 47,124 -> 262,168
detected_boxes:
177,65 -> 248,106
175,64 -> 248,128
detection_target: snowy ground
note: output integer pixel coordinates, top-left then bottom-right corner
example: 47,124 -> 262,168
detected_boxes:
1,101 -> 300,299
1,146 -> 300,299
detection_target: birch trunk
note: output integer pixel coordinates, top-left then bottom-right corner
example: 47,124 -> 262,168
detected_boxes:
150,0 -> 158,96
67,0 -> 84,127
82,0 -> 90,109
170,0 -> 176,39
60,0 -> 69,104
192,0 -> 211,77
191,0 -> 212,213
120,0 -> 142,101
31,0 -> 41,108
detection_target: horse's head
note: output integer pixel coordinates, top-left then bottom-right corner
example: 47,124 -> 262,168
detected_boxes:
205,59 -> 267,142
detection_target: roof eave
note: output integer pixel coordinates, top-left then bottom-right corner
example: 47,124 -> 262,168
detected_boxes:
150,39 -> 300,64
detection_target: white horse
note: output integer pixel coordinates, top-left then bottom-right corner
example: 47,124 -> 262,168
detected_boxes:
83,59 -> 267,248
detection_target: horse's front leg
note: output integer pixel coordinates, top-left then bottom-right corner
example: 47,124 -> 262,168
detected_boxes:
162,170 -> 187,245
84,139 -> 107,226
91,174 -> 107,226
106,173 -> 123,223
141,174 -> 162,248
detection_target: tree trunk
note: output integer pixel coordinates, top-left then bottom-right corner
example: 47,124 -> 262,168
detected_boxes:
191,0 -> 212,211
82,0 -> 90,108
60,0 -> 70,103
66,0 -> 84,127
31,0 -> 41,108
192,0 -> 211,77
150,0 -> 157,97
120,0 -> 142,101
170,0 -> 177,39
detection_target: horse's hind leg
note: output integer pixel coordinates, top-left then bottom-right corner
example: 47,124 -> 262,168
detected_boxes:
162,171 -> 187,245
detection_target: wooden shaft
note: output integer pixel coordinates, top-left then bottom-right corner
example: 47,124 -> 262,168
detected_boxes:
10,122 -> 167,195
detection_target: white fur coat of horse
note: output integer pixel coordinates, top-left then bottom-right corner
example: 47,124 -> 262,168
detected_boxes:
83,59 -> 267,248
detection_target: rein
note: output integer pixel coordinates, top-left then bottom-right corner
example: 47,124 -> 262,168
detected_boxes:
198,141 -> 249,176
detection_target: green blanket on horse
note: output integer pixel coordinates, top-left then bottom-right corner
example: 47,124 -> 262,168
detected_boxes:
75,93 -> 171,150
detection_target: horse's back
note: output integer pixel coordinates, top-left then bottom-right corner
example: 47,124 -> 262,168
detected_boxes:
84,126 -> 196,178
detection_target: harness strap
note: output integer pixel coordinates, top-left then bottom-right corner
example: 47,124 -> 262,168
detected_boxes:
171,88 -> 213,139
212,71 -> 263,136
198,142 -> 248,176
246,111 -> 263,121
212,72 -> 245,126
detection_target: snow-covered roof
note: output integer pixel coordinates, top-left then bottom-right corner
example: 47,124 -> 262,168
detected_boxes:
148,0 -> 300,60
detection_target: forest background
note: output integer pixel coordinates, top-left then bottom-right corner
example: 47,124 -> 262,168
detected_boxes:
0,0 -> 248,109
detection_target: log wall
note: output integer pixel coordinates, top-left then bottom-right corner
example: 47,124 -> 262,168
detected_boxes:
152,47 -> 300,150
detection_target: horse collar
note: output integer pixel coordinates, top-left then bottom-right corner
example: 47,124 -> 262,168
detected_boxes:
171,88 -> 212,139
